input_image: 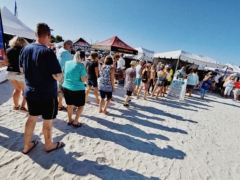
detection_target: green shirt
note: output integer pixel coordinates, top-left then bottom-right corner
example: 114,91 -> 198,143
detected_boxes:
63,61 -> 87,91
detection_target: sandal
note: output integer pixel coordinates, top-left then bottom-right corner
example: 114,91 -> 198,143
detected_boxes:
13,106 -> 20,110
46,142 -> 65,153
72,122 -> 83,128
67,120 -> 74,126
19,106 -> 28,112
58,106 -> 67,111
22,141 -> 38,154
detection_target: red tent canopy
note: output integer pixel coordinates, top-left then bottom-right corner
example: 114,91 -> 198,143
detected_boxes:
91,36 -> 138,55
72,38 -> 91,51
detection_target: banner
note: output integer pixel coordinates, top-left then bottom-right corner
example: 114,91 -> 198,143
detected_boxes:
167,78 -> 187,101
0,9 -> 5,61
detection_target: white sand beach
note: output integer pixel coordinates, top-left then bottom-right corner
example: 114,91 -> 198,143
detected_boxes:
0,80 -> 240,180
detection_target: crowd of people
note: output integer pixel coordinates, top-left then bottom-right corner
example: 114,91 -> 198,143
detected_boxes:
2,22 -> 240,154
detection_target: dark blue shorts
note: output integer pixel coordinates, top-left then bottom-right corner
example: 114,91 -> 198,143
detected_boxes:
187,85 -> 195,89
88,79 -> 98,88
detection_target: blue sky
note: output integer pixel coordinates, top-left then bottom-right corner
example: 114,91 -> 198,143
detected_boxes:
1,0 -> 240,65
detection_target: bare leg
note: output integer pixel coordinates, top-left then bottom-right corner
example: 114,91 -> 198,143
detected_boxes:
144,90 -> 147,100
103,99 -> 111,114
85,86 -> 92,103
151,86 -> 158,97
137,87 -> 143,99
156,87 -> 163,99
9,80 -> 21,108
67,105 -> 74,123
23,115 -> 38,153
134,86 -> 139,96
58,97 -> 63,108
124,95 -> 130,104
189,89 -> 193,97
43,120 -> 64,151
99,98 -> 104,113
19,81 -> 26,107
94,87 -> 100,103
73,106 -> 84,125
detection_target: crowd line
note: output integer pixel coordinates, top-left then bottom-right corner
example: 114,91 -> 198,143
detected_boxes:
2,23 -> 240,154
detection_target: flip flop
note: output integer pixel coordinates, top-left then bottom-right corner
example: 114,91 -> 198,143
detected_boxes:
46,142 -> 65,153
22,141 -> 38,154
19,106 -> 28,112
13,106 -> 20,110
58,106 -> 67,111
67,120 -> 74,126
72,122 -> 83,128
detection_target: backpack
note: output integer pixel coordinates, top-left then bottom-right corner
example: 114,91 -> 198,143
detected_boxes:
142,70 -> 148,83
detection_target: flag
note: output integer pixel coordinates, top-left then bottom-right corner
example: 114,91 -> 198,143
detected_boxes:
14,1 -> 18,17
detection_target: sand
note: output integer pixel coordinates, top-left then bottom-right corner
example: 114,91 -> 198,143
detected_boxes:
0,80 -> 240,180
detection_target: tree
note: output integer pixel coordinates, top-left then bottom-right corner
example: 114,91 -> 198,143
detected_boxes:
51,35 -> 64,43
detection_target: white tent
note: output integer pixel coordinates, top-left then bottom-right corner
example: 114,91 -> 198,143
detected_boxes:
221,63 -> 240,73
154,50 -> 225,69
1,6 -> 35,39
124,47 -> 154,62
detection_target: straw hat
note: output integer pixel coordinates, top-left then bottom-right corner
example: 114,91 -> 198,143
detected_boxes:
130,61 -> 137,66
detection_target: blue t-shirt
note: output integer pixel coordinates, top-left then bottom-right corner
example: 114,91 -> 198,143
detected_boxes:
57,47 -> 73,69
19,43 -> 62,101
62,60 -> 87,91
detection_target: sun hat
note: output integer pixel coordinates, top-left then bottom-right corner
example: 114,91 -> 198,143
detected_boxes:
130,61 -> 137,66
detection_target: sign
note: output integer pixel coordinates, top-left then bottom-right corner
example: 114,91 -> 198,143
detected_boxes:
0,8 -> 5,61
167,78 -> 187,101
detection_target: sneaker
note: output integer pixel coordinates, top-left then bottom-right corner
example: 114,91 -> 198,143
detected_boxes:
123,104 -> 129,107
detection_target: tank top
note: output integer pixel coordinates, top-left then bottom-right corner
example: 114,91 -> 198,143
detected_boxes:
99,65 -> 112,92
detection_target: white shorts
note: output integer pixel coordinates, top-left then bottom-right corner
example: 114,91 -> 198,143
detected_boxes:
6,71 -> 25,82
234,89 -> 240,96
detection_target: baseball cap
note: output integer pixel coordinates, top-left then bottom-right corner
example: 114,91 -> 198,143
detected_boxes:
63,40 -> 73,46
85,52 -> 90,55
168,64 -> 172,67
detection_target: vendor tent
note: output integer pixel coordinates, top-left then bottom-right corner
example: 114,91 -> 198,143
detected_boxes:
1,6 -> 35,39
91,36 -> 138,55
154,50 -> 225,69
124,47 -> 154,62
72,38 -> 91,51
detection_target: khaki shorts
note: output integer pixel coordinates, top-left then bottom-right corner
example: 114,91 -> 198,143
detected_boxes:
6,71 -> 25,82
234,89 -> 240,96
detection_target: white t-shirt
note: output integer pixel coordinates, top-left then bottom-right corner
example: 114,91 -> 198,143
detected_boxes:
117,57 -> 125,69
135,65 -> 142,78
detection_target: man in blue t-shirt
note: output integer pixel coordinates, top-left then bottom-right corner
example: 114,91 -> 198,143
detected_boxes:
56,40 -> 73,110
19,23 -> 65,154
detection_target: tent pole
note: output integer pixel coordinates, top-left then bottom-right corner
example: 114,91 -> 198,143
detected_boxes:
175,55 -> 181,72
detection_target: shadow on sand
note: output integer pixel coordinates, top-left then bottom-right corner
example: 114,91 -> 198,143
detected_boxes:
0,126 -> 159,180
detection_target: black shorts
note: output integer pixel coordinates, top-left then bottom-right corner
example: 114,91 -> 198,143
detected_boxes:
99,90 -> 112,99
165,81 -> 171,86
26,98 -> 58,120
63,88 -> 85,107
126,91 -> 133,96
87,79 -> 98,88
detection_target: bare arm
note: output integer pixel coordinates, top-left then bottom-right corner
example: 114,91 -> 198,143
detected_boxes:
203,75 -> 211,82
81,75 -> 87,82
3,55 -> 8,65
110,67 -> 115,92
52,73 -> 63,81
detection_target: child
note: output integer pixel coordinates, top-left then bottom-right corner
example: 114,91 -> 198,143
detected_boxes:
224,77 -> 235,98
